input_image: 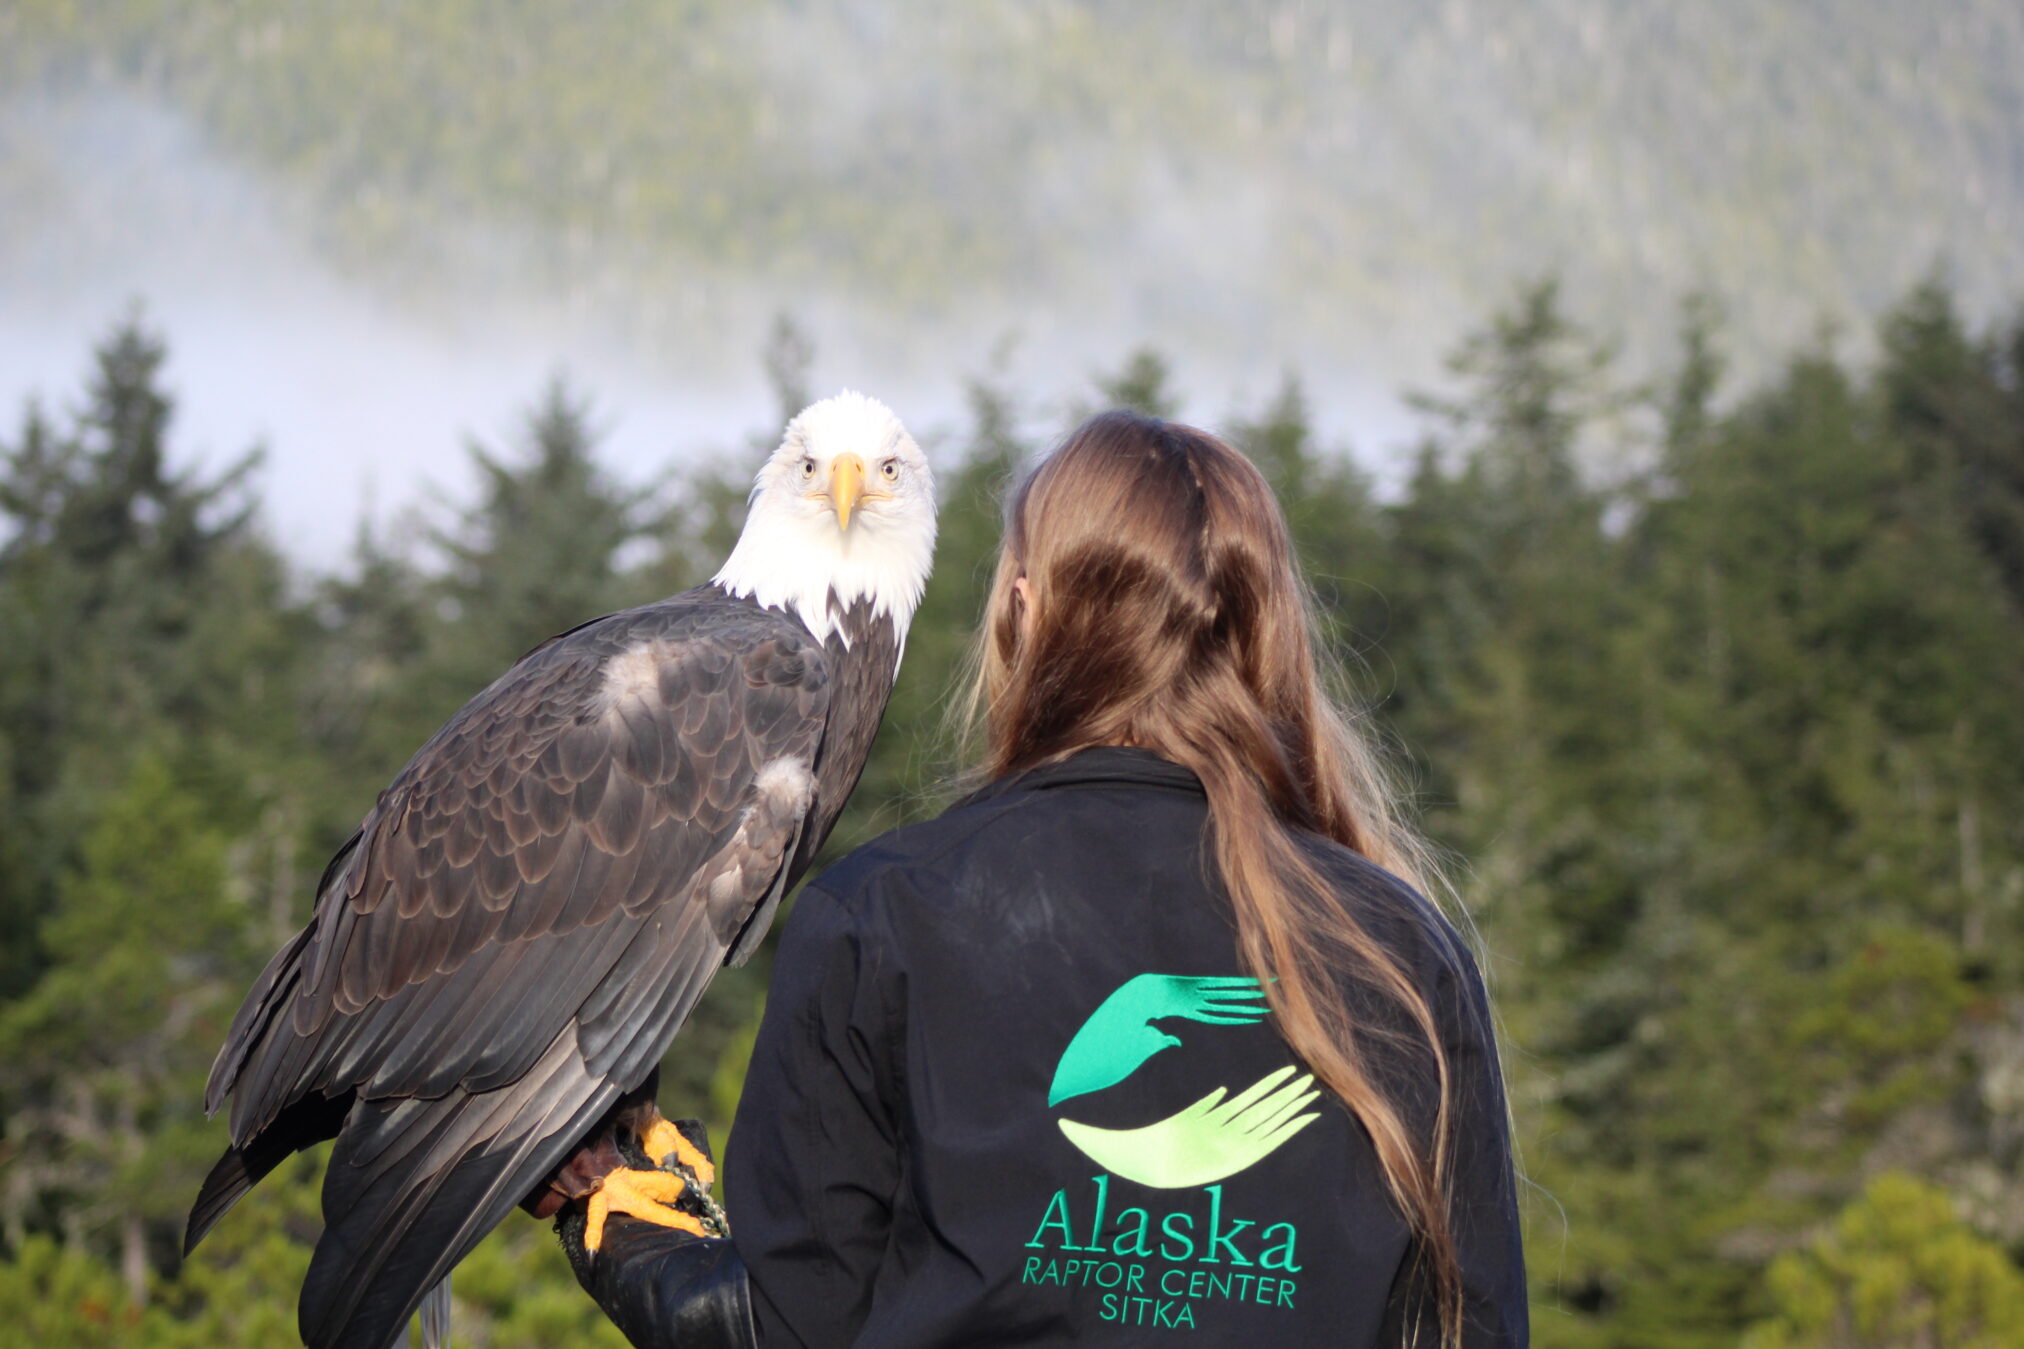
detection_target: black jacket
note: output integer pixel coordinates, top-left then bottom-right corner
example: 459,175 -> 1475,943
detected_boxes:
587,746 -> 1527,1347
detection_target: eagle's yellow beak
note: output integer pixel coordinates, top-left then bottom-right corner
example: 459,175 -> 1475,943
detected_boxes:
829,453 -> 866,530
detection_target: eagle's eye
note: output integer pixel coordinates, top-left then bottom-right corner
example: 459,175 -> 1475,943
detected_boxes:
880,459 -> 899,482
799,457 -> 816,479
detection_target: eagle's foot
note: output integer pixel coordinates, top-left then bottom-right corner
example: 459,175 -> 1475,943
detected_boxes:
582,1168 -> 706,1253
640,1110 -> 717,1189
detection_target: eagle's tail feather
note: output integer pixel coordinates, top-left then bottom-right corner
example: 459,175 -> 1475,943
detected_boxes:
184,1146 -> 255,1257
414,1276 -> 450,1349
185,1091 -> 351,1256
301,1044 -> 616,1349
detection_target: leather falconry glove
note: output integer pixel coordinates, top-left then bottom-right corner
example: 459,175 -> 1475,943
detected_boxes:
524,1098 -> 755,1349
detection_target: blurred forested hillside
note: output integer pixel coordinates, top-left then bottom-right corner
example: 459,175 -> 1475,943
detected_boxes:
6,1 -> 2023,382
3,275 -> 2023,1345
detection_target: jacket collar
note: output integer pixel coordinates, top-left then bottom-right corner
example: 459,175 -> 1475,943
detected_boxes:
956,745 -> 1204,809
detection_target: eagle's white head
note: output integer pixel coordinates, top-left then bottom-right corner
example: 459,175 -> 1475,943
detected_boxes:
714,391 -> 936,647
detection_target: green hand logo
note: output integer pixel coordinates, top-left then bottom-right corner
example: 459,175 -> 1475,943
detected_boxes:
1060,1066 -> 1322,1189
1050,974 -> 1321,1189
1049,975 -> 1269,1107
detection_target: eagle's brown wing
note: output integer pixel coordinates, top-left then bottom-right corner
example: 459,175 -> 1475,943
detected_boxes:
191,590 -> 831,1349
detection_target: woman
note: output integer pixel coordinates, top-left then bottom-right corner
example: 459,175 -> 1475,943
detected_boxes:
555,411 -> 1527,1347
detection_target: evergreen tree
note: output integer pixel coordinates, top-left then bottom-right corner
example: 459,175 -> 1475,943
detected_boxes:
0,317 -> 287,998
1878,279 -> 2024,614
1660,292 -> 1726,463
1389,281 -> 1634,960
1092,346 -> 1180,419
1744,1174 -> 2024,1349
0,755 -> 253,1305
434,375 -> 654,669
1226,374 -> 1388,674
761,313 -> 816,430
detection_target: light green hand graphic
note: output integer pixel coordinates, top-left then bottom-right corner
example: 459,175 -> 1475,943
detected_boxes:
1048,975 -> 1269,1106
1056,1065 -> 1322,1188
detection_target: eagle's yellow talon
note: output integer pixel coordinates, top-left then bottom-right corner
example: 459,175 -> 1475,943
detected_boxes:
582,1167 -> 706,1254
641,1115 -> 716,1189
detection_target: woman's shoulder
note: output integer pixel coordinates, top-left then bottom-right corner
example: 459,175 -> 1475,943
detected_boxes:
793,786 -> 1054,920
1304,836 -> 1481,988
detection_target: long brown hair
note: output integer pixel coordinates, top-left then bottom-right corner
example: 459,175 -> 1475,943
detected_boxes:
974,410 -> 1465,1346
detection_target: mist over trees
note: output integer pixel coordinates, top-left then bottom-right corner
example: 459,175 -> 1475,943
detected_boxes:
11,2 -> 2024,481
3,278 -> 2023,1346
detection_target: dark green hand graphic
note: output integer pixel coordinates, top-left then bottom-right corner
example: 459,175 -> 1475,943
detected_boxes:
1047,974 -> 1268,1106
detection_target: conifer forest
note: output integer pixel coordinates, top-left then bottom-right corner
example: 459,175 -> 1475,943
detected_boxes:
6,4 -> 2024,1347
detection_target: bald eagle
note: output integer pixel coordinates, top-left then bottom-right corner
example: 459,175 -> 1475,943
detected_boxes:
186,393 -> 935,1349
